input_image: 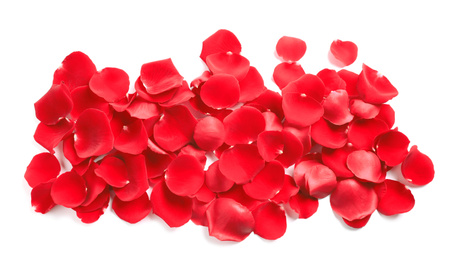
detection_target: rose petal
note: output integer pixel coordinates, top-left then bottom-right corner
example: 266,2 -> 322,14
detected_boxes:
289,191 -> 319,219
282,74 -> 325,103
252,202 -> 287,240
322,89 -> 354,125
271,175 -> 299,204
375,104 -> 395,128
238,66 -> 266,103
329,40 -> 358,67
125,97 -> 161,119
200,74 -> 240,109
31,181 -> 56,214
74,187 -> 110,214
263,111 -> 283,131
347,150 -> 384,183
81,164 -> 107,207
95,156 -> 129,188
112,192 -> 152,224
377,179 -> 415,216
165,154 -> 204,196
135,76 -> 178,103
34,83 -> 73,126
282,123 -> 312,155
89,67 -> 129,102
34,118 -> 74,153
219,144 -> 265,184
217,185 -> 262,211
317,69 -> 346,96
375,130 -> 410,167
282,93 -> 323,127
70,85 -> 112,120
311,118 -> 348,149
343,215 -> 371,229
200,29 -> 241,62
193,183 -> 216,203
337,69 -> 359,97
51,171 -> 87,208
357,64 -> 398,104
193,116 -> 226,151
206,52 -> 250,81
205,161 -> 234,193
348,118 -> 389,150
276,36 -> 307,62
206,198 -> 255,242
179,145 -> 207,167
401,146 -> 435,186
243,161 -> 285,200
113,118 -> 148,155
257,131 -> 284,162
25,153 -> 60,188
112,154 -> 149,201
272,62 -> 305,90
350,99 -> 381,119
191,199 -> 211,227
63,134 -> 85,165
245,89 -> 284,120
143,149 -> 174,179
223,106 -> 265,146
140,58 -> 184,95
321,145 -> 355,178
294,161 -> 337,198
53,51 -> 97,90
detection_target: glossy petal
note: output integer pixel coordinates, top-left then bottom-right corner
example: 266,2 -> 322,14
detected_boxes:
294,162 -> 337,198
51,171 -> 87,208
273,62 -> 305,90
263,111 -> 283,131
89,67 -> 129,102
125,97 -> 161,119
217,185 -> 263,210
257,131 -> 284,162
347,150 -> 384,183
337,69 -> 359,97
34,118 -> 74,153
34,83 -> 73,125
25,153 -> 60,188
311,118 -> 348,149
95,156 -> 129,188
329,40 -> 358,67
113,154 -> 149,202
357,64 -> 398,104
53,51 -> 97,90
271,175 -> 299,204
205,161 -> 234,193
63,134 -> 85,165
206,52 -> 250,81
317,69 -> 346,95
401,146 -> 435,186
143,149 -> 174,179
219,144 -> 265,184
276,36 -> 307,62
31,181 -> 56,214
282,93 -> 323,127
282,74 -> 325,103
252,202 -> 287,240
246,90 -> 284,119
200,29 -> 241,62
194,116 -> 225,151
200,74 -> 240,109
112,192 -> 152,223
165,155 -> 204,196
243,161 -> 285,200
289,192 -> 319,219
322,89 -> 354,125
70,85 -> 111,120
375,130 -> 410,167
321,145 -> 355,178
348,118 -> 389,150
114,119 -> 148,155
375,104 -> 395,128
238,66 -> 265,102
343,215 -> 371,229
140,58 -> 183,95
377,180 -> 415,216
223,106 -> 265,146
350,99 -> 381,119
151,181 -> 192,227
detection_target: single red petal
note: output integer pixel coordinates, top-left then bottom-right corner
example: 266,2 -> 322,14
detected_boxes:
112,192 -> 152,224
31,181 -> 56,214
293,159 -> 320,187
329,40 -> 358,67
289,191 -> 319,219
200,29 -> 242,62
159,81 -> 195,108
219,144 -> 265,184
347,150 -> 384,183
89,67 -> 129,102
114,119 -> 148,155
110,93 -> 136,113
70,85 -> 112,120
375,104 -> 395,128
125,97 -> 161,120
343,215 -> 371,229
357,64 -> 398,104
350,99 -> 381,119
135,76 -> 178,103
188,87 -> 220,115
206,198 -> 255,242
311,118 -> 348,149
282,74 -> 325,103
272,62 -> 305,90
217,185 -> 262,211
375,130 -> 410,167
348,118 -> 389,150
165,155 -> 204,196
330,178 -> 378,221
34,83 -> 73,125
214,142 -> 231,159
243,161 -> 285,200
321,145 -> 355,178
179,145 -> 207,167
271,175 -> 299,204
72,158 -> 93,176
51,171 -> 87,208
317,69 -> 346,96
95,156 -> 129,188
113,154 -> 149,202
302,164 -> 337,198
193,183 -> 216,203
74,108 -> 114,158
252,202 -> 287,240
150,180 -> 192,227
205,161 -> 234,193
276,131 -> 303,168
193,116 -> 226,151
200,74 -> 240,109
34,118 -> 74,153
257,131 -> 285,162
153,105 -> 197,152
143,149 -> 174,179
377,180 -> 415,216
80,164 -> 107,207
63,134 -> 85,165
191,199 -> 210,227
401,146 -> 435,186
238,66 -> 266,103
245,89 -> 284,120
191,71 -> 212,89
282,123 -> 312,155
223,106 -> 266,146
323,89 -> 354,125
53,51 -> 97,90
140,58 -> 184,95
276,36 -> 307,62
263,111 -> 283,131
337,69 -> 359,97
76,208 -> 106,224
206,52 -> 250,81
282,93 -> 324,127
24,153 -> 60,188
74,187 -> 110,214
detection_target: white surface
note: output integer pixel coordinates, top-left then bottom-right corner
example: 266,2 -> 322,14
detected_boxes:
1,0 -> 453,259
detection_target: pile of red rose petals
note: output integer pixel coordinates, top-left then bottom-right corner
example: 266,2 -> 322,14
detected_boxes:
25,29 -> 435,242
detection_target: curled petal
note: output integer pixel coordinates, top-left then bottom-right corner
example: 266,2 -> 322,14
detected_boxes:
34,118 -> 74,153
63,134 -> 85,165
263,112 -> 283,131
25,153 -> 60,188
317,69 -> 346,96
31,181 -> 56,214
246,89 -> 284,119
337,69 -> 359,97
53,51 -> 97,90
311,118 -> 348,149
165,155 -> 204,197
193,183 -> 216,203
218,185 -> 262,210
205,161 -> 234,193
191,199 -> 211,227
330,178 -> 378,221
252,202 -> 287,240
200,74 -> 240,109
34,83 -> 73,125
143,149 -> 174,179
276,36 -> 307,62
151,181 -> 192,227
74,188 -> 110,214
160,81 -> 195,108
289,192 -> 319,219
350,99 -> 381,119
375,130 -> 410,167
321,145 -> 355,178
282,74 -> 325,103
294,162 -> 337,198
180,145 -> 207,167
219,144 -> 265,184
140,58 -> 183,95
283,123 -> 312,155
51,171 -> 87,208
343,215 -> 371,229
125,97 -> 161,120
377,180 -> 415,215
95,156 -> 129,188
135,77 -> 177,103
194,116 -> 225,151
322,89 -> 354,125
206,52 -> 250,81
243,161 -> 285,200
272,62 -> 305,90
357,64 -> 398,104
113,154 -> 149,202
347,150 -> 384,183
223,106 -> 265,146
276,131 -> 303,168
238,66 -> 265,102
191,71 -> 212,89
348,118 -> 389,150
114,119 -> 148,155
81,164 -> 107,207
206,198 -> 255,242
257,131 -> 284,162
200,29 -> 241,62
329,40 -> 358,67
282,93 -> 323,127
401,146 -> 435,186
112,192 -> 152,224
70,85 -> 112,120
376,104 -> 395,128
271,175 -> 299,204
89,67 -> 129,102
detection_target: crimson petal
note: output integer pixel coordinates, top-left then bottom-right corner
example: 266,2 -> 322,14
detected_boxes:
375,130 -> 410,167
273,62 -> 305,90
70,85 -> 112,120
282,93 -> 323,127
206,52 -> 250,81
282,74 -> 325,103
311,118 -> 348,149
276,36 -> 307,62
348,118 -> 389,150
377,180 -> 415,216
81,164 -> 107,207
243,161 -> 285,200
257,131 -> 284,162
31,181 -> 56,214
347,150 -> 384,183
271,175 -> 299,204
114,118 -> 148,155
321,145 -> 355,178
294,162 -> 337,198
112,192 -> 152,224
95,156 -> 129,188
53,51 -> 97,90
219,144 -> 265,184
51,171 -> 87,208
223,106 -> 265,146
200,29 -> 241,62
205,161 -> 234,193
200,74 -> 240,109
63,134 -> 85,165
322,89 -> 354,125
350,99 -> 381,119
125,97 -> 161,120
34,83 -> 73,125
194,116 -> 225,151
143,149 -> 174,179
25,153 -> 60,188
289,191 -> 319,219
401,146 -> 435,186
89,67 -> 129,102
375,104 -> 395,128
252,202 -> 287,240
357,64 -> 398,104
343,215 -> 371,229
34,118 -> 74,153
263,111 -> 283,131
329,40 -> 358,67
317,69 -> 346,96
140,58 -> 183,95
238,66 -> 265,102
245,89 -> 284,119
165,155 -> 204,196
337,69 -> 359,97
113,154 -> 149,201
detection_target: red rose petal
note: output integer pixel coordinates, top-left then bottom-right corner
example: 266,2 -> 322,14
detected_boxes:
95,156 -> 129,188
252,202 -> 287,240
125,97 -> 161,120
74,108 -> 114,158
321,145 -> 355,178
191,199 -> 211,227
193,116 -> 226,151
180,145 -> 207,167
205,161 -> 234,193
114,118 -> 148,155
271,175 -> 299,204
25,153 -> 60,188
282,123 -> 312,155
219,144 -> 265,184
70,85 -> 112,120
112,192 -> 152,224
317,69 -> 346,96
276,36 -> 307,62
375,130 -> 410,167
238,66 -> 266,103
347,150 -> 384,183
263,111 -> 283,131
375,104 -> 395,128
329,40 -> 358,67
153,105 -> 197,152
294,162 -> 337,198
31,181 -> 56,214
193,183 -> 216,203
150,181 -> 192,227
343,215 -> 371,229
34,118 -> 74,153
200,29 -> 241,62
110,93 -> 136,113
243,161 -> 285,200
282,74 -> 325,103
272,62 -> 305,90
135,76 -> 178,103
337,69 -> 359,97
348,118 -> 389,150
206,52 -> 250,81
53,51 -> 97,90
377,180 -> 415,216
357,64 -> 398,104
322,89 -> 354,125
282,93 -> 323,127
140,58 -> 184,95
143,149 -> 174,179
34,83 -> 73,125
206,198 -> 255,242
74,188 -> 110,214
246,89 -> 284,119
113,154 -> 149,202
311,118 -> 348,149
80,164 -> 107,207
350,99 -> 381,119
330,178 -> 378,221
401,146 -> 435,186
89,67 -> 129,102
217,184 -> 263,210
75,208 -> 105,224
200,74 -> 240,109
165,154 -> 204,197
289,191 -> 319,219
51,171 -> 87,208
223,106 -> 265,146
257,131 -> 285,162
62,134 -> 85,166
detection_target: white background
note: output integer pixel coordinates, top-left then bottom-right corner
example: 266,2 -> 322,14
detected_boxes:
1,0 -> 453,259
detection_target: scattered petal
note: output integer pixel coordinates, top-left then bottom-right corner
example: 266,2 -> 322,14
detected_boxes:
357,64 -> 398,104
289,191 -> 319,219
200,74 -> 240,109
95,156 -> 129,188
271,175 -> 299,204
194,116 -> 226,151
89,67 -> 129,102
347,150 -> 384,183
343,215 -> 371,229
34,118 -> 74,153
377,180 -> 415,216
51,171 -> 87,208
34,83 -> 73,125
206,52 -> 250,81
165,155 -> 204,196
252,202 -> 287,240
282,93 -> 323,127
282,74 -> 325,103
112,154 -> 149,202
401,146 -> 435,186
25,153 -> 60,188
140,58 -> 184,95
200,29 -> 241,62
350,99 -> 381,119
31,181 -> 56,214
151,181 -> 192,227
329,40 -> 358,67
322,89 -> 354,125
219,144 -> 265,184
317,69 -> 346,95
311,118 -> 348,149
112,192 -> 152,223
321,145 -> 355,178
53,51 -> 97,90
273,62 -> 305,89
276,36 -> 307,62
223,106 -> 265,146
348,118 -> 389,150
205,161 -> 234,193
375,130 -> 410,166
70,85 -> 112,120
238,66 -> 266,102
243,161 -> 285,200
